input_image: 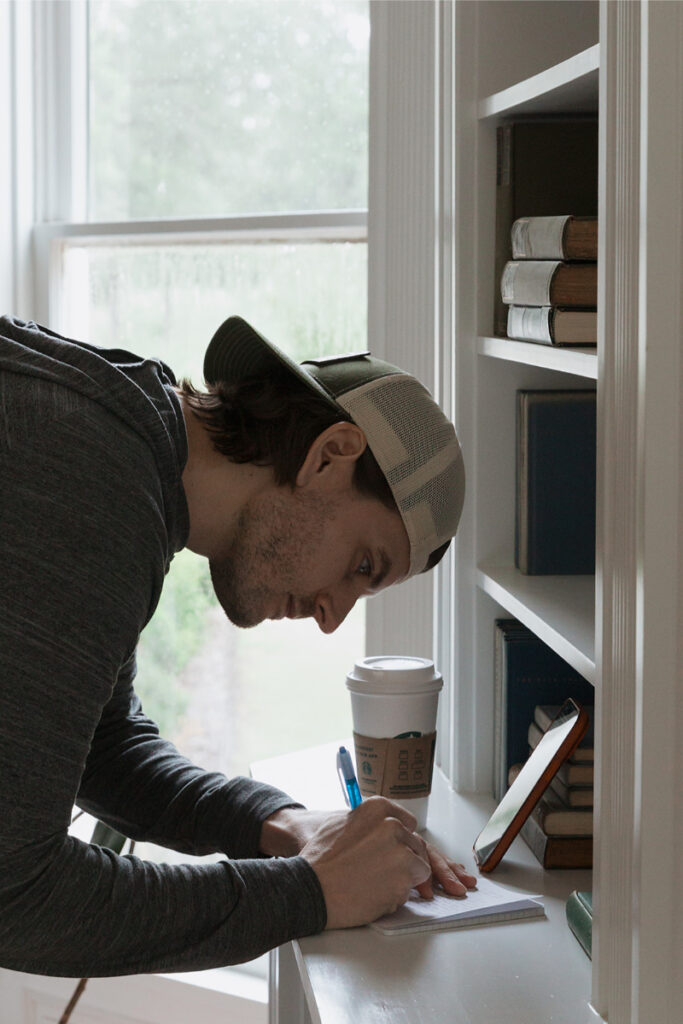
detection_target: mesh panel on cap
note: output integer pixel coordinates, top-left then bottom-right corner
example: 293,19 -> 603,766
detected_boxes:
337,374 -> 465,575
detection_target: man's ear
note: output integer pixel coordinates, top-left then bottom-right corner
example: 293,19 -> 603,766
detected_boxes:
296,422 -> 367,489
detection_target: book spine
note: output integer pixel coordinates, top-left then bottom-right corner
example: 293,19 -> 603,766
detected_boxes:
494,623 -> 511,801
511,215 -> 570,259
507,305 -> 553,344
502,260 -> 560,306
516,394 -> 530,573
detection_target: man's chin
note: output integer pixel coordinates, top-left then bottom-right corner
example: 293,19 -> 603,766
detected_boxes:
209,563 -> 266,628
219,600 -> 265,629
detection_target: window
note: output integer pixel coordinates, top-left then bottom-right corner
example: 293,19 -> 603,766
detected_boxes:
6,0 -> 443,1016
87,0 -> 369,220
44,0 -> 370,789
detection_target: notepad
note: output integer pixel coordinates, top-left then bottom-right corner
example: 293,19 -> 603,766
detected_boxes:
370,874 -> 545,935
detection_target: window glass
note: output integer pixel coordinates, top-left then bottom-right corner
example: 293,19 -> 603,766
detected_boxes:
60,240 -> 365,780
88,0 -> 369,219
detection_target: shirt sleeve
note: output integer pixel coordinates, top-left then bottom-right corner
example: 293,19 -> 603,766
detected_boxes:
0,399 -> 327,977
77,651 -> 304,860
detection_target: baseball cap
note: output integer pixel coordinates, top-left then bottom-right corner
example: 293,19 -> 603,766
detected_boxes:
203,316 -> 465,577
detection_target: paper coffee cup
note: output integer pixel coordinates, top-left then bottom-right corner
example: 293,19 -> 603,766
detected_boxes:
345,655 -> 443,829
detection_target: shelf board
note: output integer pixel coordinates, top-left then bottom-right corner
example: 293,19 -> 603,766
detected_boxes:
479,44 -> 599,119
478,336 -> 598,379
477,564 -> 596,685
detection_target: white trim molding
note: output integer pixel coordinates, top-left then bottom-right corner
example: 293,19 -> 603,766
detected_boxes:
595,0 -> 683,1021
366,0 -> 439,662
2,0 -> 35,317
32,210 -> 368,327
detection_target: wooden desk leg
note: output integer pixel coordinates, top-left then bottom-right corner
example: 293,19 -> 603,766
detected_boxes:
269,944 -> 312,1024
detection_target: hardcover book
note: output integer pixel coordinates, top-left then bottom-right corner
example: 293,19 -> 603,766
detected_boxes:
501,260 -> 597,307
549,774 -> 594,809
515,389 -> 597,575
494,620 -> 595,800
506,305 -> 597,346
532,793 -> 593,837
494,119 -> 598,336
520,814 -> 593,869
511,215 -> 598,261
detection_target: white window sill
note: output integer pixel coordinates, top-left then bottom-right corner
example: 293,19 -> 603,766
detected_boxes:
157,965 -> 267,1006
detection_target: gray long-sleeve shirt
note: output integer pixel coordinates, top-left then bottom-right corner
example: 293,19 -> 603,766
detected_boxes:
0,316 -> 326,977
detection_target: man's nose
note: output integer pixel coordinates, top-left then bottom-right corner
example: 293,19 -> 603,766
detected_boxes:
314,590 -> 357,634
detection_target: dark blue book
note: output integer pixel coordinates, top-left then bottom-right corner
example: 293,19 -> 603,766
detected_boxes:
494,619 -> 595,799
516,389 -> 597,574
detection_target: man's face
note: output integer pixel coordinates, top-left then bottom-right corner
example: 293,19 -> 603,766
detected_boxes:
208,485 -> 411,633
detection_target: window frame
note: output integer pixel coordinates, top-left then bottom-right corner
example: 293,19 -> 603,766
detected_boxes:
33,210 -> 368,329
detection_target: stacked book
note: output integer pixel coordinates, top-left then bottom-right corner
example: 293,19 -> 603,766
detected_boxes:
509,703 -> 594,869
501,214 -> 597,347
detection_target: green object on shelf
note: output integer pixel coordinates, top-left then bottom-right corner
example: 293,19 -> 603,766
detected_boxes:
566,890 -> 593,959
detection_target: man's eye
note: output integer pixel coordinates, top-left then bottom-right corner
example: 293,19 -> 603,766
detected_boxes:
357,556 -> 372,577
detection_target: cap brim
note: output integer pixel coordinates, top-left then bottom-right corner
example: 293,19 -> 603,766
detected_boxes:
203,315 -> 340,408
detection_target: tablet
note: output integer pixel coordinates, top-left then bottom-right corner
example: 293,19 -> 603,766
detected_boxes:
473,698 -> 590,873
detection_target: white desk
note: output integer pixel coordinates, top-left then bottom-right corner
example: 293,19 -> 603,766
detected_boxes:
252,742 -> 599,1024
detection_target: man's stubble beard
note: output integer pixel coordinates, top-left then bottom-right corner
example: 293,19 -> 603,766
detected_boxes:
208,488 -> 335,628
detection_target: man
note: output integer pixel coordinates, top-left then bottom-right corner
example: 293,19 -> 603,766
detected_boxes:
0,313 -> 474,977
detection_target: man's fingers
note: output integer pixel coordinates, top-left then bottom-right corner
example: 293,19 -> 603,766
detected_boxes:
424,843 -> 478,896
415,877 -> 434,900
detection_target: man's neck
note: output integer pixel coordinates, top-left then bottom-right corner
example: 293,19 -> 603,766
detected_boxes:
176,390 -> 272,559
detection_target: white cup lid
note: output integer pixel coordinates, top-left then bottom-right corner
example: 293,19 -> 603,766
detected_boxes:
345,655 -> 443,694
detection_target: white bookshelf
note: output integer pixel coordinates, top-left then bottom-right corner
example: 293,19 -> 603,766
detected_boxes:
478,43 -> 600,119
477,335 -> 598,379
449,3 -> 683,1023
477,565 -> 596,684
473,46 -> 599,691
448,3 -> 602,1021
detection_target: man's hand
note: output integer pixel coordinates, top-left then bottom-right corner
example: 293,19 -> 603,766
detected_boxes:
260,799 -> 478,930
299,797 -> 431,928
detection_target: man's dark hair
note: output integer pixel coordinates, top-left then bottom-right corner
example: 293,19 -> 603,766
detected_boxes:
178,368 -> 398,512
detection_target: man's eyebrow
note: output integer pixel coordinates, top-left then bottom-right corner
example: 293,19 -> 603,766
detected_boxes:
370,548 -> 392,591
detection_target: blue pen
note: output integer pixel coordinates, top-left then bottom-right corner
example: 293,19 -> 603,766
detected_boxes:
337,745 -> 363,809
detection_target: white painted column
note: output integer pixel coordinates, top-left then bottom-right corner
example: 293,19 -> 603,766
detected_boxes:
366,0 -> 439,662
